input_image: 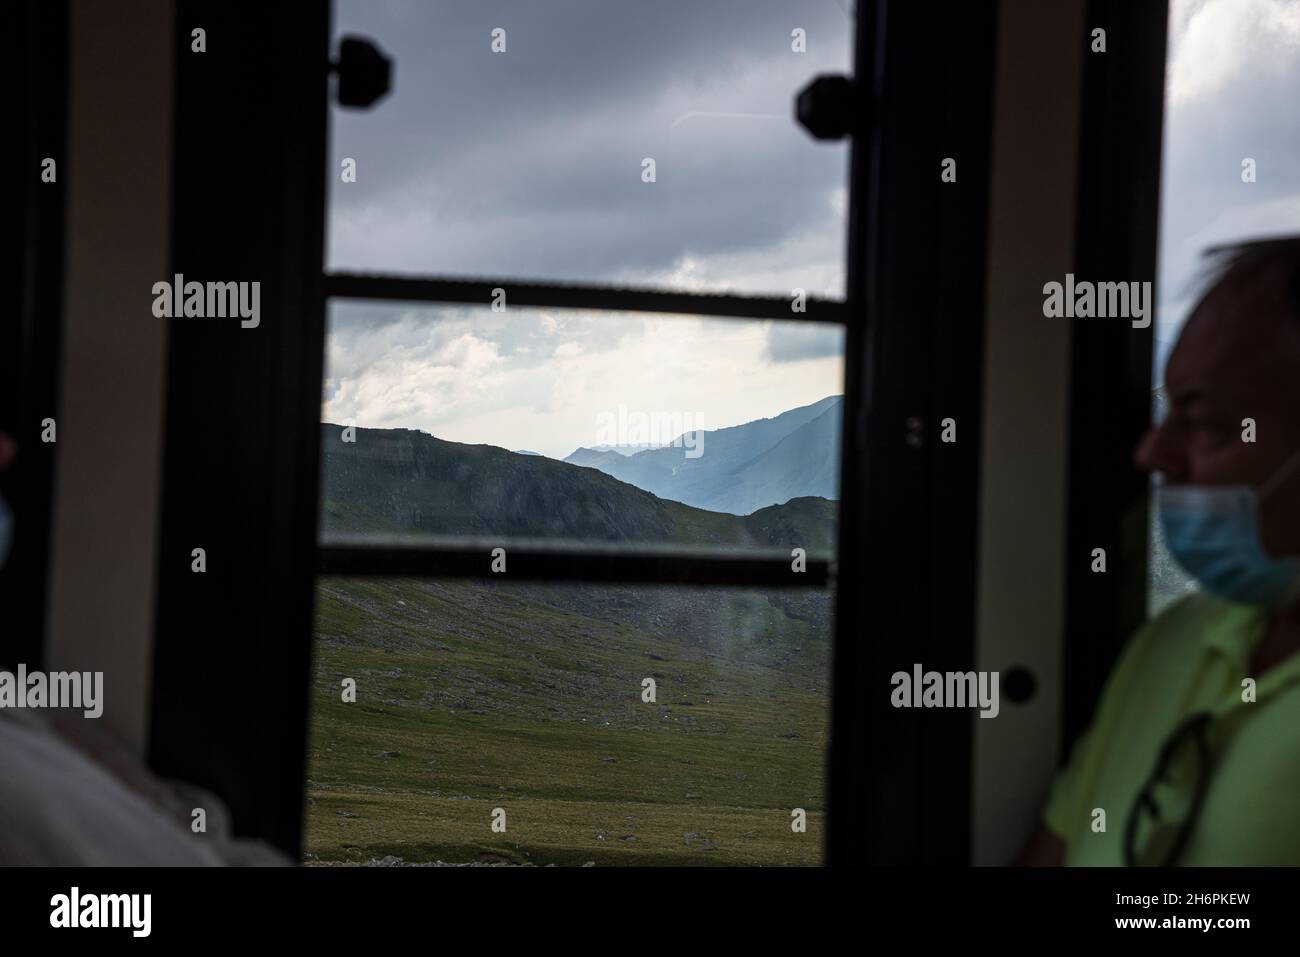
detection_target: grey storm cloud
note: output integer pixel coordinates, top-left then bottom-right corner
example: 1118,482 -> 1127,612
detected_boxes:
764,322 -> 845,363
329,0 -> 852,291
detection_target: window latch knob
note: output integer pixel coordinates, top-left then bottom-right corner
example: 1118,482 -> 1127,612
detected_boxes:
795,74 -> 862,141
332,36 -> 392,110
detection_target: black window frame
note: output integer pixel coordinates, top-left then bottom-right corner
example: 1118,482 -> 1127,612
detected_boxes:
146,0 -> 1012,866
1,0 -> 69,674
1062,0 -> 1166,752
147,0 -> 860,858
311,4 -> 862,865
312,0 -> 1002,866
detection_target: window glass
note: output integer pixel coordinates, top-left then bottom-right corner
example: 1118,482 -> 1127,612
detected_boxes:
315,0 -> 846,868
1149,0 -> 1300,612
329,0 -> 852,297
321,299 -> 845,552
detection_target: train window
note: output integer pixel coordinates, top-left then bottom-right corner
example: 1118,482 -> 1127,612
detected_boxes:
309,0 -> 854,865
1149,0 -> 1300,612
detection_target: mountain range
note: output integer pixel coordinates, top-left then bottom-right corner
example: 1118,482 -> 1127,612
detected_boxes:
320,421 -> 835,553
563,395 -> 842,516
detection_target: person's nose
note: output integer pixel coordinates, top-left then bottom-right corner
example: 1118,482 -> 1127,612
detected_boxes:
1134,419 -> 1187,483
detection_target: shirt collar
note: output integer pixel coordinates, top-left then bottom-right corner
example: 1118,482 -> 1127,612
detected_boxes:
1197,597 -> 1266,667
1197,595 -> 1300,703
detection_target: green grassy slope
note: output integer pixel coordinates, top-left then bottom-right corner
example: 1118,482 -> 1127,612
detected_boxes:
305,426 -> 834,865
304,577 -> 829,865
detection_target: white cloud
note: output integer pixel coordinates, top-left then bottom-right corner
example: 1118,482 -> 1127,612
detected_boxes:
323,304 -> 842,458
1168,0 -> 1300,106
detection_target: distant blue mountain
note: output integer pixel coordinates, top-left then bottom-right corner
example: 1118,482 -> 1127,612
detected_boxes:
564,395 -> 842,515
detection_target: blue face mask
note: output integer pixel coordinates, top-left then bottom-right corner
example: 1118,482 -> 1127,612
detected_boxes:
1158,453 -> 1300,608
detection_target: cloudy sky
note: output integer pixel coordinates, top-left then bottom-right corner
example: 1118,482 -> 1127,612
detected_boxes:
324,0 -> 850,458
1158,0 -> 1300,377
323,0 -> 1300,456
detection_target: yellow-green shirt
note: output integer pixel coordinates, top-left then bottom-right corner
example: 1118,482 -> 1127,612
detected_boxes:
1044,592 -> 1300,865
